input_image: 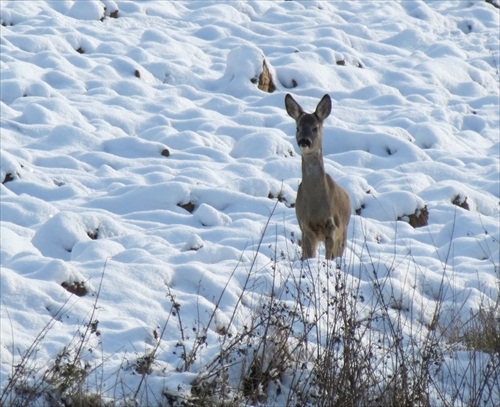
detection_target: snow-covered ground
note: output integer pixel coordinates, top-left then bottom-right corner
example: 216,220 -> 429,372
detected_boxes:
1,1 -> 499,405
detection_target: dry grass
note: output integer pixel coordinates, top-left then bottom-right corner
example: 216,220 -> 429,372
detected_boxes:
2,226 -> 498,406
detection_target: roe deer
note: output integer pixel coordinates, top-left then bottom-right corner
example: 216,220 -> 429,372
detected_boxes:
285,94 -> 351,260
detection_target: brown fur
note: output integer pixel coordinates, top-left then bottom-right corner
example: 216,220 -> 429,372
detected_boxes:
285,94 -> 351,260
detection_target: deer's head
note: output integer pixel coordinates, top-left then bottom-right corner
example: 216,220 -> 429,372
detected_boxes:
285,94 -> 332,155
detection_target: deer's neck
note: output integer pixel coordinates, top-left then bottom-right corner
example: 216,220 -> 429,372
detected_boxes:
301,150 -> 326,183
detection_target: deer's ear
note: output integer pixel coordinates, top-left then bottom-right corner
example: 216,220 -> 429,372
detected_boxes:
315,94 -> 332,121
285,94 -> 303,121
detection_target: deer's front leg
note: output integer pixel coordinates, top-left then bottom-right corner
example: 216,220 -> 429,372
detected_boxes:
301,228 -> 319,260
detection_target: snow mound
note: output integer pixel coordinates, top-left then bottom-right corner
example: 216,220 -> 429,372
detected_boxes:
194,203 -> 232,227
32,211 -> 128,260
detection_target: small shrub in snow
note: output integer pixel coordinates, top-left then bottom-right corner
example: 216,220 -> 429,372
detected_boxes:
452,194 -> 470,211
399,205 -> 429,228
268,190 -> 289,205
178,201 -> 196,213
1,300 -> 103,406
61,280 -> 89,297
2,172 -> 15,184
1,150 -> 23,184
461,306 -> 500,355
256,60 -> 276,93
134,352 -> 154,376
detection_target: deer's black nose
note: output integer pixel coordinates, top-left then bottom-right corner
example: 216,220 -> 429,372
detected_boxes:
298,139 -> 312,148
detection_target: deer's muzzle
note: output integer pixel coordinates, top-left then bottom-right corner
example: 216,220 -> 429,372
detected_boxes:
298,139 -> 312,149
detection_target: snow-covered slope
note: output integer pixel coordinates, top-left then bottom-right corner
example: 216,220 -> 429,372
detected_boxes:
1,1 -> 499,405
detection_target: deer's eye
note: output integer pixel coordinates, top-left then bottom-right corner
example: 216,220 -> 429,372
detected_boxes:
312,127 -> 318,133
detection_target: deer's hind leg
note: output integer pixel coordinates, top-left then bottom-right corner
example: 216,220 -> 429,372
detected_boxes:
333,231 -> 345,259
338,227 -> 348,258
326,217 -> 347,260
325,217 -> 337,260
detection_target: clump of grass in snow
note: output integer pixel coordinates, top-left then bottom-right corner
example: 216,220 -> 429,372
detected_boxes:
462,305 -> 499,354
185,215 -> 499,406
1,266 -> 106,406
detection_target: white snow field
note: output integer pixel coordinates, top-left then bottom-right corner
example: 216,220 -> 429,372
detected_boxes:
1,1 -> 499,405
